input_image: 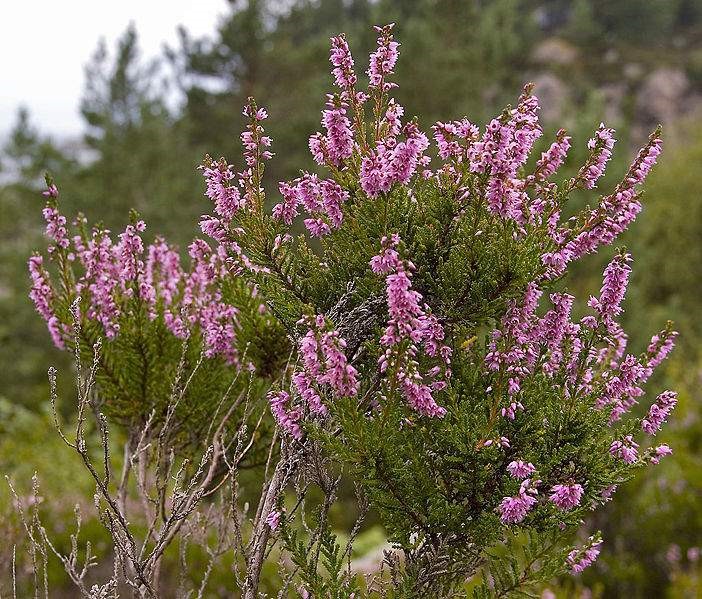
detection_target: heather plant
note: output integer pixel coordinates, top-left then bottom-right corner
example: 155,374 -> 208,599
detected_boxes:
24,23 -> 679,598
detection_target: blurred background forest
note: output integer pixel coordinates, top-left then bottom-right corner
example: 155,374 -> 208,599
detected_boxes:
1,0 -> 701,596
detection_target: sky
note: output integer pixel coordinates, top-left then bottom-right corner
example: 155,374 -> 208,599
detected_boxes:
0,0 -> 229,139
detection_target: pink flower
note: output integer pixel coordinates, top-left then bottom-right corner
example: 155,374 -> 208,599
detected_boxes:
651,444 -> 672,465
499,479 -> 538,524
321,100 -> 354,166
265,509 -> 281,531
587,252 -> 632,329
291,315 -> 359,415
549,483 -> 584,510
507,461 -> 536,479
367,24 -> 399,91
360,149 -> 391,198
28,255 -> 64,349
372,235 -> 451,417
269,391 -> 303,440
533,129 -> 571,182
42,183 -> 59,198
273,174 -> 349,236
42,205 -> 70,251
646,328 -> 678,371
577,123 -> 616,189
329,33 -> 356,92
200,157 -> 244,222
610,435 -> 639,464
642,390 -> 677,435
543,130 -> 661,280
567,536 -> 602,574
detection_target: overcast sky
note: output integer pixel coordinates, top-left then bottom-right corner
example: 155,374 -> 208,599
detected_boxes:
1,1 -> 229,139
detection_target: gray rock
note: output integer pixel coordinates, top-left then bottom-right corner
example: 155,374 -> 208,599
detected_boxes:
531,38 -> 578,66
532,73 -> 569,123
637,67 -> 690,126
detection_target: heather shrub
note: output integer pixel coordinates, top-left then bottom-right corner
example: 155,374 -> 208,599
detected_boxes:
23,23 -> 678,598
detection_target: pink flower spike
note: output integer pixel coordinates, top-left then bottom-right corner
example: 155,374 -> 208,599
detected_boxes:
42,183 -> 59,198
549,483 -> 584,510
567,536 -> 602,574
507,461 -> 536,479
265,509 -> 281,531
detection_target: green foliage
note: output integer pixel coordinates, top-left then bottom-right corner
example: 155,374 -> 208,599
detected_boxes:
282,514 -> 361,598
470,529 -> 573,598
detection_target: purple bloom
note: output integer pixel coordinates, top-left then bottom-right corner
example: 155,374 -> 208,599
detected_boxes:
273,174 -> 349,236
543,130 -> 661,280
610,435 -> 639,464
360,149 -> 390,198
291,314 -> 359,416
42,183 -> 59,198
432,118 -> 479,160
549,483 -> 584,510
651,444 -> 672,465
42,206 -> 70,252
28,255 -> 65,349
200,157 -> 244,222
329,34 -> 357,92
567,536 -> 602,574
533,128 -> 571,182
646,328 -> 678,371
507,461 -> 536,479
321,101 -> 354,166
367,24 -> 399,91
499,479 -> 539,524
577,123 -> 616,189
265,509 -> 281,531
642,390 -> 677,435
371,235 -> 451,417
269,391 -> 303,440
588,252 -> 632,328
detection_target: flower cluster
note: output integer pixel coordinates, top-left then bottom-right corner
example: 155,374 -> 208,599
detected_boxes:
272,173 -> 349,237
499,471 -> 585,524
507,460 -> 536,479
329,33 -> 356,93
531,128 -> 571,183
487,252 -> 676,427
576,124 -> 616,190
293,314 -> 359,413
567,536 -> 603,574
30,189 -> 244,365
367,23 -> 399,92
267,315 -> 358,439
485,282 -> 578,403
28,254 -> 65,349
306,23 -> 431,198
31,24 -> 682,592
268,390 -> 303,440
265,509 -> 282,531
468,85 -> 542,223
642,390 -> 678,435
549,483 -> 584,510
200,98 -> 273,258
610,435 -> 639,464
651,444 -> 673,465
359,120 -> 429,198
201,157 -> 244,224
370,235 -> 451,417
499,479 -> 539,524
432,119 -> 480,162
587,251 -> 631,329
542,129 -> 662,279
